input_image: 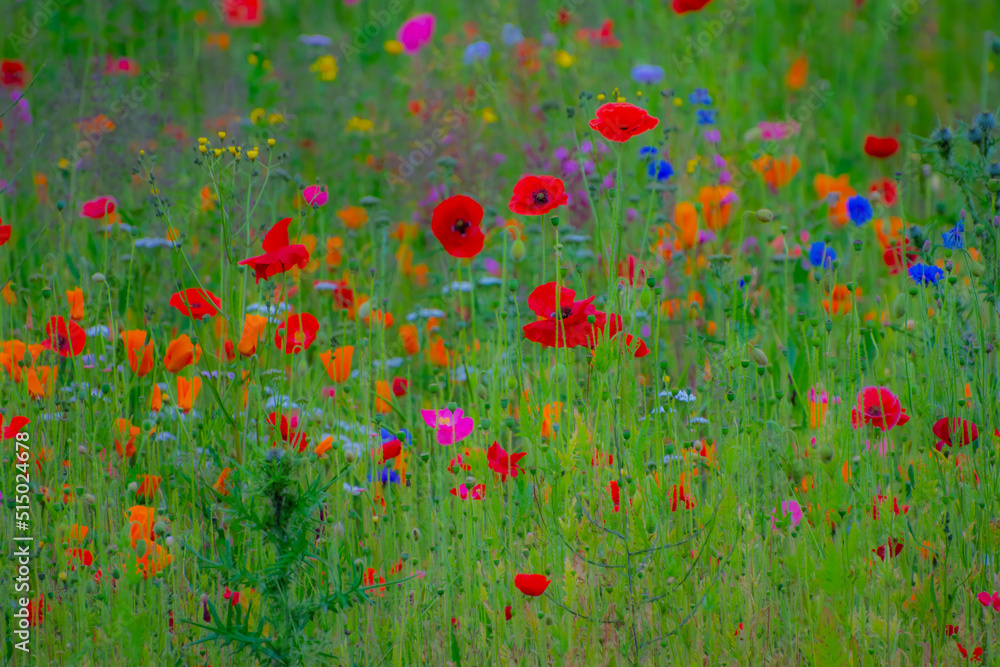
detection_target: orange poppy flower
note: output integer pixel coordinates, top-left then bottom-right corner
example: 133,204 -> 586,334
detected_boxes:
66,287 -> 85,320
399,324 -> 420,355
114,418 -> 142,458
315,436 -> 334,458
541,402 -> 563,438
163,335 -> 202,373
126,506 -> 156,547
427,337 -> 449,367
660,299 -> 681,318
26,366 -> 56,398
375,380 -> 393,414
365,309 -> 394,329
67,524 -> 89,543
674,201 -> 698,249
149,384 -> 162,412
325,237 -> 343,267
873,216 -> 905,250
785,55 -> 808,90
135,541 -> 173,579
698,185 -> 733,230
753,155 -> 800,189
236,314 -> 268,357
200,185 -> 217,212
176,376 -> 201,413
319,346 -> 354,382
213,468 -> 232,496
121,330 -> 154,377
1,281 -> 15,306
822,284 -> 855,316
410,263 -> 429,287
337,206 -> 368,229
814,174 -> 856,226
136,475 -> 161,500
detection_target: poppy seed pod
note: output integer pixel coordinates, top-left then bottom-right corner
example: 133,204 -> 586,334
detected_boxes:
891,293 -> 907,319
818,443 -> 834,463
511,239 -> 526,262
92,272 -> 106,283
756,208 -> 774,222
751,348 -> 768,366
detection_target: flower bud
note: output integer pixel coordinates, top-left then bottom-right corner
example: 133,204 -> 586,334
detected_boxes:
511,239 -> 527,262
755,209 -> 773,222
751,348 -> 768,366
891,293 -> 906,319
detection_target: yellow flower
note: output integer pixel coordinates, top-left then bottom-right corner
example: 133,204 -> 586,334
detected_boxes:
384,40 -> 404,55
58,158 -> 69,170
250,108 -> 267,125
247,53 -> 259,66
267,113 -> 285,125
596,93 -> 605,101
309,55 -> 338,82
673,97 -> 683,107
904,94 -> 917,107
554,50 -> 575,68
346,116 -> 374,133
481,107 -> 498,123
686,156 -> 700,174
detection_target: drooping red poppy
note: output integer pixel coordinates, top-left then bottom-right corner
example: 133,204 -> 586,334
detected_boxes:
882,241 -> 918,275
514,573 -> 551,597
486,441 -> 527,481
589,103 -> 659,143
932,417 -> 979,450
672,0 -> 713,13
522,282 -> 603,349
431,195 -> 485,259
274,313 -> 319,354
239,217 -> 310,284
0,413 -> 29,439
41,316 -> 86,358
169,288 -> 222,320
223,0 -> 263,26
872,538 -> 903,561
869,178 -> 898,207
0,59 -> 27,88
509,175 -> 569,216
79,196 -> 117,219
391,377 -> 410,397
863,135 -> 899,158
504,606 -> 513,621
267,412 -> 309,452
604,314 -> 650,358
851,386 -> 906,431
0,217 -> 10,246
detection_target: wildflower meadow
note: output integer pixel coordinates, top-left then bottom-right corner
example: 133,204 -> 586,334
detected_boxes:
3,0 -> 1000,664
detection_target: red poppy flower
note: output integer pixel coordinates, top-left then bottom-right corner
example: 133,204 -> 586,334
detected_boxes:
509,175 -> 569,216
609,480 -> 621,512
391,377 -> 410,397
79,196 -> 117,219
41,316 -> 86,358
274,313 -> 319,354
363,568 -> 386,596
514,573 -> 551,597
604,314 -> 650,358
977,591 -> 1000,611
589,103 -> 659,143
872,537 -> 903,561
882,241 -> 918,275
223,0 -> 263,26
378,440 -> 402,463
672,0 -> 713,13
932,417 -> 979,449
0,59 -> 27,88
169,288 -> 222,320
240,218 -> 310,284
504,605 -> 513,621
314,280 -> 355,309
486,441 -> 527,481
522,282 -> 604,349
0,217 -> 10,246
431,195 -> 485,258
957,643 -> 983,661
869,178 -> 898,207
0,414 -> 29,439
267,412 -> 309,452
589,19 -> 621,48
851,386 -> 905,431
863,135 -> 899,158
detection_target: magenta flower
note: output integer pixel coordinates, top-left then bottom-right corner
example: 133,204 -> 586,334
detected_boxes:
397,14 -> 435,54
978,592 -> 1000,611
302,185 -> 328,207
771,499 -> 802,531
421,407 -> 474,446
450,483 -> 486,500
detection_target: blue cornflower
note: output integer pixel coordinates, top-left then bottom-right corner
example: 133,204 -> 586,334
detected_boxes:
631,64 -> 665,85
463,41 -> 492,65
846,195 -> 873,226
381,426 -> 412,446
369,468 -> 401,484
808,242 -> 837,269
908,263 -> 944,285
502,24 -> 523,45
689,88 -> 712,106
696,109 -> 715,125
638,146 -> 658,159
647,159 -> 674,182
942,221 -> 964,249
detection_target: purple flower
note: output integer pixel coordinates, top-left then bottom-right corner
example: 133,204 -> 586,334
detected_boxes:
631,64 -> 665,85
704,129 -> 721,143
463,41 -> 491,65
553,146 -> 569,161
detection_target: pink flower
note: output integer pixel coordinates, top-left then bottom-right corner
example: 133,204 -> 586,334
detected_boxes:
450,483 -> 485,500
977,591 -> 1000,611
421,407 -> 474,446
771,499 -> 802,531
80,196 -> 117,219
302,185 -> 328,207
397,14 -> 435,54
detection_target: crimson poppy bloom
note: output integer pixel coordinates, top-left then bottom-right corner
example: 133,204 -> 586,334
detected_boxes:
274,313 -> 319,354
169,288 -> 222,320
932,417 -> 979,449
79,196 -> 117,219
42,316 -> 86,358
378,440 -> 402,463
851,386 -> 906,431
869,178 -> 898,207
509,175 -> 569,216
872,538 -> 903,561
672,0 -> 713,13
957,644 -> 983,661
514,573 -> 551,597
431,195 -> 485,258
223,0 -> 263,26
882,240 -> 918,275
0,413 -> 29,439
267,412 -> 309,451
522,282 -> 604,349
589,103 -> 659,142
239,217 -> 310,283
504,606 -> 512,621
977,591 -> 1000,611
0,217 -> 10,246
391,377 -> 410,397
0,59 -> 27,88
487,441 -> 526,481
604,314 -> 651,358
314,280 -> 355,309
863,135 -> 899,158
609,480 -> 621,512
